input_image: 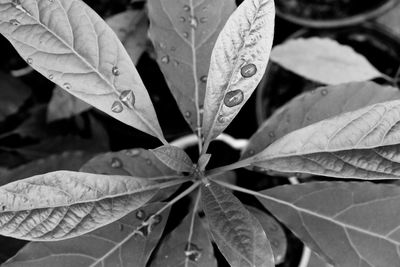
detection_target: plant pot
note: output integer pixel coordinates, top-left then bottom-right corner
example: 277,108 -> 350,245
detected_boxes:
256,22 -> 400,124
276,0 -> 399,28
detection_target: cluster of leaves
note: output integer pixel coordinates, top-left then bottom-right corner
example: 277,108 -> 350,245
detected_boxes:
1,0 -> 400,266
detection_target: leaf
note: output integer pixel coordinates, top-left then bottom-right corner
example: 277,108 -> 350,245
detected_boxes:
307,252 -> 331,267
0,71 -> 31,122
242,82 -> 400,160
4,202 -> 171,267
248,98 -> 400,179
202,0 -> 275,146
246,206 -> 287,264
0,170 -> 161,241
151,145 -> 194,173
0,0 -> 165,141
147,0 -> 236,134
198,153 -> 211,170
106,9 -> 148,65
376,3 -> 400,40
151,211 -> 217,267
201,182 -> 274,267
270,38 -> 383,85
258,182 -> 400,267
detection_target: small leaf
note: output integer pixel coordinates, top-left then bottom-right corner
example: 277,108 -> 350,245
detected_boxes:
198,154 -> 212,170
201,182 -> 274,267
258,182 -> 400,267
152,211 -> 217,267
242,82 -> 400,160
246,206 -> 287,264
0,170 -> 161,241
4,202 -> 171,267
147,0 -> 236,133
106,9 -> 148,65
270,38 -> 383,85
0,0 -> 165,141
151,145 -> 194,173
376,3 -> 400,41
202,0 -> 275,145
47,86 -> 92,122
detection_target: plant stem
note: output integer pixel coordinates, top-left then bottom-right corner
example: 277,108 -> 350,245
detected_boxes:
206,157 -> 253,177
185,188 -> 201,266
146,175 -> 187,181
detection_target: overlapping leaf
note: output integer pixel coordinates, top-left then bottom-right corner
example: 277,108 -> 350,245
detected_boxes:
147,0 -> 236,133
258,182 -> 400,267
4,203 -> 171,267
202,0 -> 275,146
0,170 -> 165,241
201,182 -> 274,267
270,38 -> 383,85
0,0 -> 164,141
151,145 -> 194,173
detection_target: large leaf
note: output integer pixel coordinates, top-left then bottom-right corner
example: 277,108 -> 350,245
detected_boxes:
0,170 -> 166,241
151,145 -> 194,173
270,38 -> 383,85
106,9 -> 148,65
151,211 -> 217,267
147,0 -> 236,133
258,182 -> 400,267
4,202 -> 171,267
202,0 -> 275,146
247,99 -> 400,179
0,0 -> 165,141
242,82 -> 400,159
201,182 -> 274,267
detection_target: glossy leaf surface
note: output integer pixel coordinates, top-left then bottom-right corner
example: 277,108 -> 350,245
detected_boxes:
202,182 -> 274,267
147,0 -> 236,133
4,203 -> 170,267
0,0 -> 164,140
0,171 -> 160,241
151,145 -> 194,173
259,182 -> 400,267
270,38 -> 382,85
202,0 -> 275,144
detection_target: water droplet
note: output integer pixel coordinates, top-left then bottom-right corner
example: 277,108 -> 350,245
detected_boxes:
9,19 -> 20,26
26,58 -> 33,64
119,224 -> 124,231
310,90 -> 316,94
217,115 -> 225,123
136,209 -> 145,220
161,55 -> 169,64
48,0 -> 54,3
48,74 -> 54,80
185,111 -> 191,118
1,205 -> 6,211
268,223 -> 279,232
200,75 -> 207,83
170,46 -> 176,52
146,159 -> 152,165
152,214 -> 162,225
189,16 -> 198,29
224,90 -> 244,107
321,89 -> 328,96
135,224 -> 150,237
200,17 -> 207,23
269,132 -> 275,138
271,239 -> 280,248
183,5 -> 190,11
183,32 -> 189,38
179,16 -> 186,22
63,83 -> 71,90
185,243 -> 202,262
159,42 -> 166,49
202,5 -> 208,11
126,149 -> 140,157
241,63 -> 257,78
248,150 -> 255,156
112,66 -> 120,76
119,90 -> 135,109
174,60 -> 179,67
111,157 -> 122,168
111,101 -> 123,113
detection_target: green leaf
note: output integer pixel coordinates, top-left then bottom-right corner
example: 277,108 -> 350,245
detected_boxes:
106,9 -> 148,65
151,145 -> 194,173
0,0 -> 165,141
202,0 -> 275,147
198,154 -> 212,170
4,202 -> 171,267
147,0 -> 236,133
270,38 -> 383,85
376,4 -> 400,44
242,82 -> 400,160
248,99 -> 400,179
201,182 -> 274,267
307,252 -> 331,267
151,211 -> 217,267
47,86 -> 92,122
0,170 -> 163,241
258,182 -> 400,267
246,206 -> 287,264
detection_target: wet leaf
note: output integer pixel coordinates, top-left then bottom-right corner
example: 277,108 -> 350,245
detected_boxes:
0,0 -> 165,141
201,182 -> 274,267
0,170 -> 162,241
152,211 -> 217,267
4,202 -> 171,267
147,0 -> 236,133
242,82 -> 400,160
270,38 -> 383,85
258,182 -> 400,267
151,145 -> 194,173
0,72 -> 31,122
376,3 -> 400,40
202,0 -> 275,145
307,252 -> 331,267
106,9 -> 148,65
198,154 -> 211,170
47,86 -> 92,122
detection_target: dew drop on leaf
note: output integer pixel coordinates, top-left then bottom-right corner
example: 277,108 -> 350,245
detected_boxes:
224,89 -> 244,107
241,63 -> 257,78
174,60 -> 180,67
189,16 -> 198,29
248,150 -> 255,156
126,149 -> 140,157
119,90 -> 135,109
200,17 -> 207,23
26,58 -> 33,64
136,209 -> 146,220
183,32 -> 189,38
1,205 -> 6,211
111,101 -> 123,113
159,42 -> 166,49
268,223 -> 279,232
171,46 -> 177,52
48,74 -> 54,80
9,19 -> 20,26
184,243 -> 202,262
217,115 -> 226,123
135,224 -> 150,237
152,214 -> 162,225
179,16 -> 186,22
48,0 -> 54,3
146,159 -> 152,165
269,132 -> 275,138
271,239 -> 280,248
183,5 -> 190,11
185,111 -> 191,118
110,157 -> 123,168
112,66 -> 120,76
119,224 -> 124,231
63,83 -> 71,90
161,55 -> 170,64
200,75 -> 207,83
321,89 -> 328,96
